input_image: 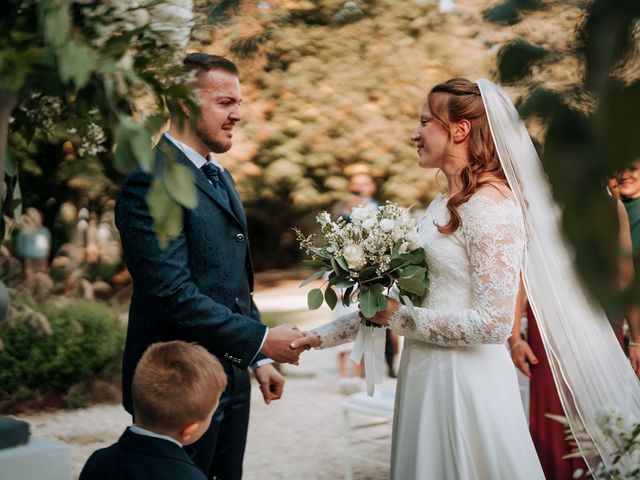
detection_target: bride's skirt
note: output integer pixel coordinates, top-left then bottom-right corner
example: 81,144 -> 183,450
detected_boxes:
391,340 -> 545,480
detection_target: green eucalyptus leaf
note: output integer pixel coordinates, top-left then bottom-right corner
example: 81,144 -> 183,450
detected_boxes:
308,288 -> 324,310
336,256 -> 349,271
148,179 -> 183,249
42,7 -> 70,47
390,257 -> 409,270
342,286 -> 354,307
114,116 -> 152,173
5,151 -> 16,178
334,280 -> 356,289
401,265 -> 426,279
303,258 -> 331,268
12,180 -> 22,219
398,277 -> 426,296
128,123 -> 153,172
358,265 -> 379,281
330,257 -> 344,275
376,293 -> 388,312
324,286 -> 338,310
58,41 -> 96,88
408,248 -> 426,264
165,163 -> 197,209
359,287 -> 377,318
299,269 -> 326,288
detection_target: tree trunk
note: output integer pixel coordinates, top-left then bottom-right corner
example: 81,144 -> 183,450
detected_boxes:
0,91 -> 16,205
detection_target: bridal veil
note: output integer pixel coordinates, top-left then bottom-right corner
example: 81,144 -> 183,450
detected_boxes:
477,78 -> 640,470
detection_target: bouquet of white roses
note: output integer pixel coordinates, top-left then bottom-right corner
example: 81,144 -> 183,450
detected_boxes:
295,202 -> 428,394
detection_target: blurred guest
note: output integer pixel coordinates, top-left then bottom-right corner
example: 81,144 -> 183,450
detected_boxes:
618,159 -> 640,252
617,159 -> 640,378
14,207 -> 51,279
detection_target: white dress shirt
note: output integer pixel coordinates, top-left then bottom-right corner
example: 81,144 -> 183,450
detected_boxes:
129,423 -> 182,447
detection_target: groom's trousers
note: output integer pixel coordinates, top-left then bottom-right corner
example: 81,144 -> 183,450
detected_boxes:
185,362 -> 251,480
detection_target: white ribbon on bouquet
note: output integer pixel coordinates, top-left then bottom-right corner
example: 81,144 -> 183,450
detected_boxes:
350,320 -> 386,396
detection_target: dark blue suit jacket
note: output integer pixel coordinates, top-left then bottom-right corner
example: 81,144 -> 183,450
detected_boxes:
79,428 -> 206,480
116,135 -> 267,413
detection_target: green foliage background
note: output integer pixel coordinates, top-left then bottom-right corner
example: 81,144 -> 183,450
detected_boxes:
0,299 -> 125,398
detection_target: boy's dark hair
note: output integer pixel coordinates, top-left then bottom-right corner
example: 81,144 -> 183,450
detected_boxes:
167,53 -> 239,118
132,341 -> 227,432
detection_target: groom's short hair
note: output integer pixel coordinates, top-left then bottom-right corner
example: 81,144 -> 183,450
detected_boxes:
183,53 -> 238,76
132,341 -> 227,432
167,53 -> 239,119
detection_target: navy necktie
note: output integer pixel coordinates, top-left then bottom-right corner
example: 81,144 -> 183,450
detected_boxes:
201,162 -> 231,210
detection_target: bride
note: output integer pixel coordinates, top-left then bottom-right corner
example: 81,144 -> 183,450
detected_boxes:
293,78 -> 545,479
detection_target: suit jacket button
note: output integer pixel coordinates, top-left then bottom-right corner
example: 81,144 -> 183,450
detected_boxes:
235,233 -> 245,242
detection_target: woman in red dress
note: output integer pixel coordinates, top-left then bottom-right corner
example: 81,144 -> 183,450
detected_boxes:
510,298 -> 586,480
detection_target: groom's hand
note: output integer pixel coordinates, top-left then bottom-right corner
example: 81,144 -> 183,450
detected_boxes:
254,364 -> 285,405
261,324 -> 304,364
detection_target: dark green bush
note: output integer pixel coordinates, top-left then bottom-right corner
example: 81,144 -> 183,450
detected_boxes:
0,300 -> 125,397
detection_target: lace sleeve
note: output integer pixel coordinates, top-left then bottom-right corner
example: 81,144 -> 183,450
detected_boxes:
310,311 -> 361,349
389,192 -> 524,346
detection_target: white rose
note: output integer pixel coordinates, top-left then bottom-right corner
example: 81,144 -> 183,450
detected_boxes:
350,206 -> 372,223
362,218 -> 375,230
406,231 -> 420,251
129,7 -> 151,29
380,219 -> 395,232
398,242 -> 409,254
317,211 -> 331,225
342,244 -> 366,271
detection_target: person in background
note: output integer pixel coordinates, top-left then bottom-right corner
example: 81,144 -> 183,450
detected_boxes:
617,159 -> 640,377
14,207 -> 51,279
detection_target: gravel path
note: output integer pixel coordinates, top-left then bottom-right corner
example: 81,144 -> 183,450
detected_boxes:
16,285 -> 397,480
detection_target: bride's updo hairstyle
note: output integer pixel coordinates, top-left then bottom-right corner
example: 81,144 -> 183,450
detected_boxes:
428,78 -> 508,234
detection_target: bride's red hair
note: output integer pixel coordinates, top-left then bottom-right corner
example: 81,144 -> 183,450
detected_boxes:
428,78 -> 508,234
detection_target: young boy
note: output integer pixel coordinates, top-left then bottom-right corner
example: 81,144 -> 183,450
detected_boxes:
80,341 -> 227,479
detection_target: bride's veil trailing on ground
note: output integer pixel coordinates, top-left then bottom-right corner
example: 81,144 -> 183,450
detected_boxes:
477,78 -> 640,469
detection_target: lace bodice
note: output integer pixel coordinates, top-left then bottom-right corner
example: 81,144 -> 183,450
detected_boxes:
312,189 -> 525,348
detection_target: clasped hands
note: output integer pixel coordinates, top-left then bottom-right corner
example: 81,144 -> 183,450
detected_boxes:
260,324 -> 317,365
264,298 -> 401,361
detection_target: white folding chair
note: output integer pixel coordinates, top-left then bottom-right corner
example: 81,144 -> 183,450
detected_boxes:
341,388 -> 395,480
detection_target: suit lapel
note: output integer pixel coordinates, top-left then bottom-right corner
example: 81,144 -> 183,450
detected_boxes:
156,136 -> 243,227
220,170 -> 247,230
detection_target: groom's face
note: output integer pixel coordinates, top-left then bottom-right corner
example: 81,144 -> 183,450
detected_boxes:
194,69 -> 242,154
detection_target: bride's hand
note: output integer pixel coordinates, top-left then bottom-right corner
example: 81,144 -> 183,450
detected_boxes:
509,339 -> 538,378
366,298 -> 400,326
290,331 -> 321,350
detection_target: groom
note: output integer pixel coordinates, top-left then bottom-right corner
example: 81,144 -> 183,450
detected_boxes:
115,53 -> 304,480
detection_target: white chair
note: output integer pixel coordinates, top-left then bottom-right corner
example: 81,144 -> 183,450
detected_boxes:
341,388 -> 395,480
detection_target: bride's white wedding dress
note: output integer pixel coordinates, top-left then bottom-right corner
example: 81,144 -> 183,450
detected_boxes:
312,188 -> 545,479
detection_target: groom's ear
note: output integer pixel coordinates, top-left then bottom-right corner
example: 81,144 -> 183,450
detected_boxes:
452,119 -> 471,143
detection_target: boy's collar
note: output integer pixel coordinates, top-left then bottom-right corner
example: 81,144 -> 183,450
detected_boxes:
129,423 -> 182,447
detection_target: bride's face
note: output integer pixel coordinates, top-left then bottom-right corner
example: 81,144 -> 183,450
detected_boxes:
411,102 -> 451,169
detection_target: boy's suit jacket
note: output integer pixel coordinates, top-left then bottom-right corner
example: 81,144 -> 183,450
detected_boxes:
79,428 -> 206,480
